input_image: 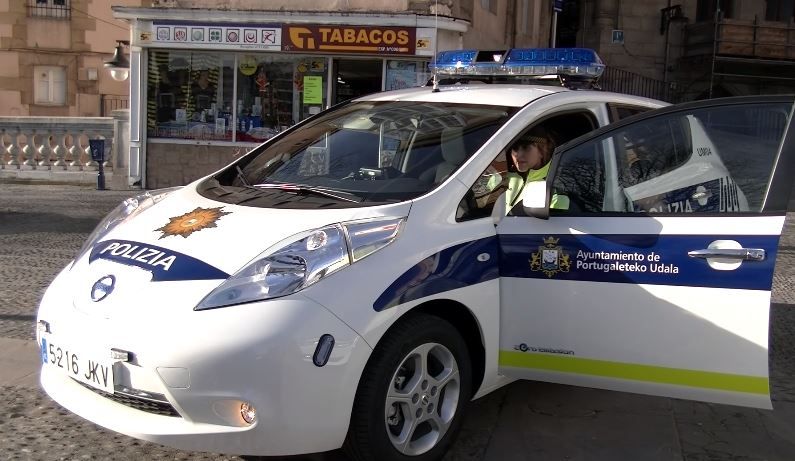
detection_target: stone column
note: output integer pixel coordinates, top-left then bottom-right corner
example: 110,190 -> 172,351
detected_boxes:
595,0 -> 618,28
38,131 -> 52,168
52,131 -> 68,169
5,129 -> 20,168
111,109 -> 131,190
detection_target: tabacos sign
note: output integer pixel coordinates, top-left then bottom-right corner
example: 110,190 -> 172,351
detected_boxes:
283,25 -> 416,55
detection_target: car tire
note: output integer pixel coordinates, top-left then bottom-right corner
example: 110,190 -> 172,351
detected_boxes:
344,313 -> 472,461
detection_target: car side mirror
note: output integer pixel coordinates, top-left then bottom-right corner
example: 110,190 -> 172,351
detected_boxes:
521,180 -> 549,219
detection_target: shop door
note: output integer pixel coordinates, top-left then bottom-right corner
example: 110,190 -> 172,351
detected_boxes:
333,59 -> 383,105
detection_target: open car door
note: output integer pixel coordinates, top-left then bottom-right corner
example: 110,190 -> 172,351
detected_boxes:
497,96 -> 795,408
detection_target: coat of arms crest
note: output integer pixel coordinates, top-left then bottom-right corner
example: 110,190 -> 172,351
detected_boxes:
530,236 -> 571,278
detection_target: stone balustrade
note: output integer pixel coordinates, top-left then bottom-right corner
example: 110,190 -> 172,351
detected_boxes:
0,116 -> 116,185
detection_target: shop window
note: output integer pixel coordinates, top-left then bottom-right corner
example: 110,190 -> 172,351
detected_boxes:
146,51 -> 431,144
34,66 -> 66,105
235,55 -> 327,143
28,0 -> 70,19
147,51 -> 330,143
147,51 -> 234,141
385,60 -> 430,91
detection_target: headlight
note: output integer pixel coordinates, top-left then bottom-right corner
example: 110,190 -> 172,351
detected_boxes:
73,186 -> 182,265
196,217 -> 404,310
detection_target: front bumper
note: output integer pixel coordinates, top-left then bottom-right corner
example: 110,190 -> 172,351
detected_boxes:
37,269 -> 372,456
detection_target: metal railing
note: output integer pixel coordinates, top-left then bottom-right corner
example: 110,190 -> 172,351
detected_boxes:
27,0 -> 71,19
599,66 -> 681,103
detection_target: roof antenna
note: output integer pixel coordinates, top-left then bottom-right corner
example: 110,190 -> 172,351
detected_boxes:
432,0 -> 440,92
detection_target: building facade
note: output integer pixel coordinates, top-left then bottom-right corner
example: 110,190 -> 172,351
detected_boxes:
113,0 -> 556,188
0,0 -> 142,117
572,0 -> 795,101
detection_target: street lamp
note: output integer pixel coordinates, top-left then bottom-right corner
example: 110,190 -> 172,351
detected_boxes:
104,40 -> 130,82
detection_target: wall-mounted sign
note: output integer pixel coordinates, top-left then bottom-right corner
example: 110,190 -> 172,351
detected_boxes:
283,25 -> 416,55
416,38 -> 432,51
239,56 -> 258,75
612,29 -> 625,44
153,22 -> 282,50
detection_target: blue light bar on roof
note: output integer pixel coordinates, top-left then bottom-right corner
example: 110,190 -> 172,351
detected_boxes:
430,47 -> 605,79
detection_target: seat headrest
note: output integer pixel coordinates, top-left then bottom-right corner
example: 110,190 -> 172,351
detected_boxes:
440,127 -> 467,164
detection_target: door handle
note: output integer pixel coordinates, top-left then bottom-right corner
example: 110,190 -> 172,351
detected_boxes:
687,248 -> 765,261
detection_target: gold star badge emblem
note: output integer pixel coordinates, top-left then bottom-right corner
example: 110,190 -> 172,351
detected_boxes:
156,207 -> 231,239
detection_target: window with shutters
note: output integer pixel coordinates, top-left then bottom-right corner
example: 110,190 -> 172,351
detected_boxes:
34,66 -> 67,105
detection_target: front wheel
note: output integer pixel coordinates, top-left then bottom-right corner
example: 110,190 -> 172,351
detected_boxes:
345,313 -> 472,461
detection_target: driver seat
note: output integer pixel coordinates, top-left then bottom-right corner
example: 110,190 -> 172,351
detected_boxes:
421,126 -> 467,184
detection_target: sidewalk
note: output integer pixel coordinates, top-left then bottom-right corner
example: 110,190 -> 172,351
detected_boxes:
0,337 -> 39,388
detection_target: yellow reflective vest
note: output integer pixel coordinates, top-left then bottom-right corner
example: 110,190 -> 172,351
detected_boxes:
504,162 -> 569,212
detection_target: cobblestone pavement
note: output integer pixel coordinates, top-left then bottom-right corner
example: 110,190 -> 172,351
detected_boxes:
1,182 -> 794,460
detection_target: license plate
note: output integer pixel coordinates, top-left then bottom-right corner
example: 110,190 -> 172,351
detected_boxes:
41,336 -> 115,394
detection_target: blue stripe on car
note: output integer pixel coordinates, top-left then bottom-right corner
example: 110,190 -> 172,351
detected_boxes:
499,234 -> 779,291
373,237 -> 499,311
374,233 -> 778,311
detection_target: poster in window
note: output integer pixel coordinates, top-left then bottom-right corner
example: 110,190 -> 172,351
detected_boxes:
386,61 -> 417,90
303,76 -> 323,105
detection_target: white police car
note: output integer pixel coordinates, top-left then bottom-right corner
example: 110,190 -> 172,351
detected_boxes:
37,48 -> 795,460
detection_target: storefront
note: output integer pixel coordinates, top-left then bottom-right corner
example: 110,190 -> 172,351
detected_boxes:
112,8 -> 470,188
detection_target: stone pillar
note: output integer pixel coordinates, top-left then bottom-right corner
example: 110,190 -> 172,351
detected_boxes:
111,109 -> 132,190
38,131 -> 52,168
592,0 -> 619,53
595,0 -> 618,28
52,132 -> 67,169
5,129 -> 20,168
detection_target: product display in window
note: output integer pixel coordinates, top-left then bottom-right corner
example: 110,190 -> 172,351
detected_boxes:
146,52 -> 427,143
235,56 -> 327,142
147,51 -> 233,141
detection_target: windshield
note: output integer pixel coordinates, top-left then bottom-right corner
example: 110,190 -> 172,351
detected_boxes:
201,100 -> 515,208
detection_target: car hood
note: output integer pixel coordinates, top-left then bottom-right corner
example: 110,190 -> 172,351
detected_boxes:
67,185 -> 411,317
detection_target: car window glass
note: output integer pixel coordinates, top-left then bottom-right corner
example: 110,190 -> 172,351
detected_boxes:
551,102 -> 791,214
608,104 -> 653,122
617,115 -> 691,189
205,101 -> 515,207
457,111 -> 597,221
552,140 -> 607,212
457,151 -> 510,221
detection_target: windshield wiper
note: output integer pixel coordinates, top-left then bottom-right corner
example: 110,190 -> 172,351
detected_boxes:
235,165 -> 251,187
250,182 -> 360,203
